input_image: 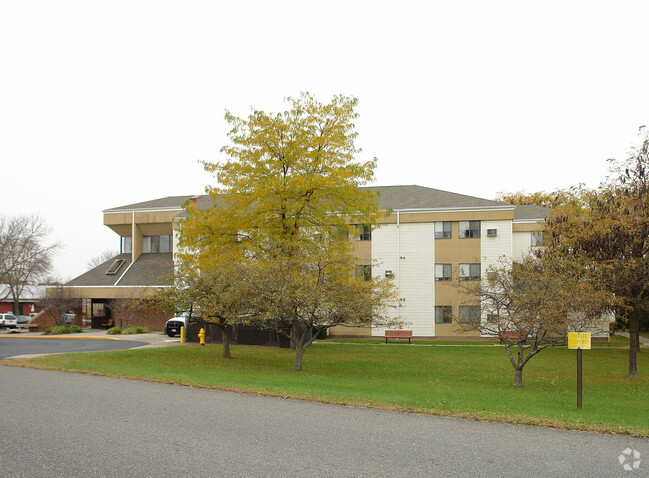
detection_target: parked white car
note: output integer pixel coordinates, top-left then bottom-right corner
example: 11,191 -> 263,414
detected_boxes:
0,314 -> 18,329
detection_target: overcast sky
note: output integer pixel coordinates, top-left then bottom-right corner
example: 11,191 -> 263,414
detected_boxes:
2,1 -> 648,280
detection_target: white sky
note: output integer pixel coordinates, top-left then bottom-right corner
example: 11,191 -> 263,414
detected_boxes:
2,0 -> 648,281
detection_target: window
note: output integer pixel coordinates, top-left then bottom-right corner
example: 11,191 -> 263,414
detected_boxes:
459,221 -> 480,238
92,302 -> 106,318
459,263 -> 481,280
105,259 -> 125,275
161,234 -> 172,252
355,265 -> 372,281
459,305 -> 481,323
435,263 -> 452,281
434,221 -> 452,239
143,234 -> 172,253
486,313 -> 499,324
435,306 -> 452,324
531,231 -> 545,247
355,225 -> 371,241
121,236 -> 132,254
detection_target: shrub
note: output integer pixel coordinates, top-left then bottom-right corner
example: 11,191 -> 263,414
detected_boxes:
123,325 -> 150,335
43,325 -> 83,335
106,327 -> 123,335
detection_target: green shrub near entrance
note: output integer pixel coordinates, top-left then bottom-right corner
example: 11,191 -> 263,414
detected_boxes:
123,326 -> 150,335
43,325 -> 83,335
106,326 -> 150,335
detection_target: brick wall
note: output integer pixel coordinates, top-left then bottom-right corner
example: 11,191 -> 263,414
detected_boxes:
110,306 -> 171,331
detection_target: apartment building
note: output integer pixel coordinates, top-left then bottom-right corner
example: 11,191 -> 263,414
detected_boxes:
55,186 -> 547,333
343,185 -> 547,338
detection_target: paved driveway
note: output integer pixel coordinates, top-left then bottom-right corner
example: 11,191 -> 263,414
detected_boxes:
0,329 -> 178,359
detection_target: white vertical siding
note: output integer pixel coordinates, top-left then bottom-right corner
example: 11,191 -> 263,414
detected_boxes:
480,221 -> 513,337
371,222 -> 436,336
481,220 -> 513,272
371,224 -> 399,336
512,231 -> 532,259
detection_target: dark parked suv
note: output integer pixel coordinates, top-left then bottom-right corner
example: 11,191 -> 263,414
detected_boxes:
165,312 -> 189,337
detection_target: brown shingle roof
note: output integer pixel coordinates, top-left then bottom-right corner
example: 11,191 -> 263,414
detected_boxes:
103,196 -> 195,212
105,186 -> 512,215
117,253 -> 173,286
153,186 -> 509,217
66,253 -> 172,287
513,205 -> 550,221
361,185 -> 507,210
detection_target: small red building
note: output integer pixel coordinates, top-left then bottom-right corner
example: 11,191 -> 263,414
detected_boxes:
0,285 -> 45,317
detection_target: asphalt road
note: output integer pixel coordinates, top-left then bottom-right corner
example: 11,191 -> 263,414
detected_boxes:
0,367 -> 646,477
0,337 -> 148,359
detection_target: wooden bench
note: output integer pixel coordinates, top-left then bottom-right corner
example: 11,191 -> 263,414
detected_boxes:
384,330 -> 413,344
502,330 -> 528,341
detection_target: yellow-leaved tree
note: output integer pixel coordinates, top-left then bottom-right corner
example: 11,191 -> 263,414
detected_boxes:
178,93 -> 399,370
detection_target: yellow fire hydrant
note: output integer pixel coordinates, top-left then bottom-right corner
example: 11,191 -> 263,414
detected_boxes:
198,327 -> 206,346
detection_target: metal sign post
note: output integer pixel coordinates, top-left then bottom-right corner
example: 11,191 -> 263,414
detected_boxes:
577,348 -> 583,409
568,332 -> 591,409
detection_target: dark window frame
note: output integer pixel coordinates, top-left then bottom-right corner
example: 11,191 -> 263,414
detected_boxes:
459,263 -> 481,281
459,305 -> 481,323
435,306 -> 452,324
355,264 -> 372,281
435,263 -> 452,282
459,221 -> 480,239
355,225 -> 372,241
435,221 -> 452,239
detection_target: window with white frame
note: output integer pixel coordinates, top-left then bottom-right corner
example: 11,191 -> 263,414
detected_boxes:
435,263 -> 452,281
459,263 -> 481,280
459,221 -> 480,238
434,221 -> 452,239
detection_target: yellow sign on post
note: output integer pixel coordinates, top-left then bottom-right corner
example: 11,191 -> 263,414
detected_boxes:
568,332 -> 591,350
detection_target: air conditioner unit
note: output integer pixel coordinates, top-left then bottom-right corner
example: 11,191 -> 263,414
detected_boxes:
487,228 -> 498,237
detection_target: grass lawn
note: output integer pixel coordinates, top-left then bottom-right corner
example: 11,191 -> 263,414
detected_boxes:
4,342 -> 648,436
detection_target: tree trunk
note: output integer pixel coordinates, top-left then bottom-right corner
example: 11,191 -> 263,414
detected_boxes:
513,366 -> 524,387
628,308 -> 640,377
294,342 -> 305,371
221,328 -> 232,359
291,322 -> 309,371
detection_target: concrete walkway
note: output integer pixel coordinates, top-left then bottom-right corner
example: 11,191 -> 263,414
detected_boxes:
616,331 -> 649,347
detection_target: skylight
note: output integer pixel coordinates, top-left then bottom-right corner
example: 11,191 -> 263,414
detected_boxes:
105,259 -> 126,275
